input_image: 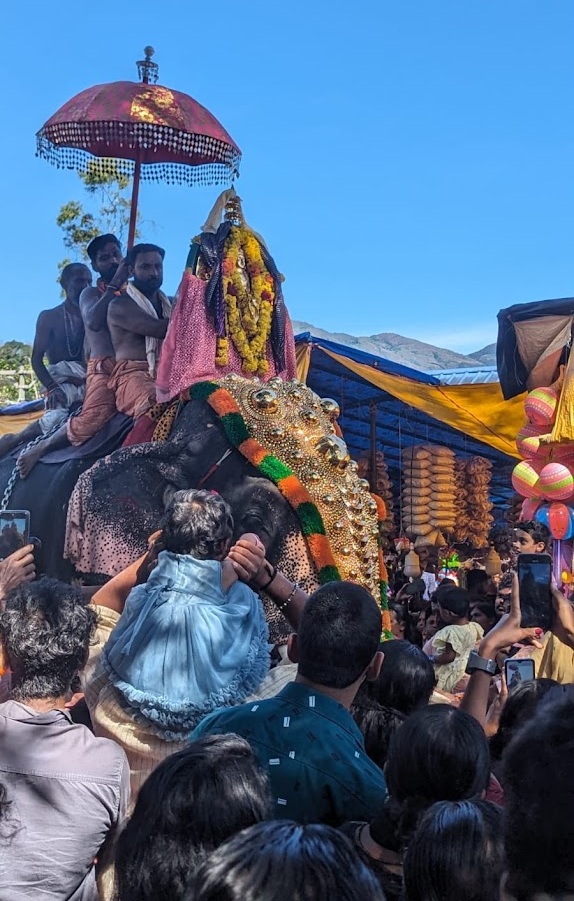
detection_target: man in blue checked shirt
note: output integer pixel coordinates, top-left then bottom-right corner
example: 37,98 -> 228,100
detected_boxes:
192,581 -> 388,825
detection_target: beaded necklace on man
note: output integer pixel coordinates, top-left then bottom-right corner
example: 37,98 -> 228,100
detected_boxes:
63,305 -> 84,359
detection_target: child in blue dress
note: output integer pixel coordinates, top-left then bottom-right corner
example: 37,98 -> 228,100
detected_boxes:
102,489 -> 270,740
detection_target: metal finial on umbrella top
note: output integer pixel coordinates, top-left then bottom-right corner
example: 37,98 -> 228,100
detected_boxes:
137,46 -> 159,84
36,47 -> 242,244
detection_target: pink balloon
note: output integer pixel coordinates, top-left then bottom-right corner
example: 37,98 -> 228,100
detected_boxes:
539,462 -> 574,500
521,498 -> 542,520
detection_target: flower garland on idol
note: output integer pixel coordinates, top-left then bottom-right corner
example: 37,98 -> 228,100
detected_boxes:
215,226 -> 275,375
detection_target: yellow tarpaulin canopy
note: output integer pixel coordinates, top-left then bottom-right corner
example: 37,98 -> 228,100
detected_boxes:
296,342 -> 525,460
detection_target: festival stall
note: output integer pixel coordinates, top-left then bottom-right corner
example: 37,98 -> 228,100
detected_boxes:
296,333 -> 522,508
295,333 -> 526,581
497,295 -> 574,586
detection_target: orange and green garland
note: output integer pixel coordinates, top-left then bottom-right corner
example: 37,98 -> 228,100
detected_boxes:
189,380 -> 391,636
191,380 -> 339,584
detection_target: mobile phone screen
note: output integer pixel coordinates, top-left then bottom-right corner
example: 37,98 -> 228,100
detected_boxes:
505,657 -> 535,688
0,510 -> 30,560
518,553 -> 553,632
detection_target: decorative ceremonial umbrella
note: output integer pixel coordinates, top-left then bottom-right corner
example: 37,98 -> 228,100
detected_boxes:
36,47 -> 241,246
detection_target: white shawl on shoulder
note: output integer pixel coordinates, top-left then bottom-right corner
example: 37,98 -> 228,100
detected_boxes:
125,282 -> 172,376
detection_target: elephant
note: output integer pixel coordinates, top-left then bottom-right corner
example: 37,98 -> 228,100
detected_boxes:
0,377 -> 385,643
0,454 -> 97,582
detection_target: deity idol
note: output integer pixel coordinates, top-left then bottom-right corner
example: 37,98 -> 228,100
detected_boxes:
156,191 -> 297,403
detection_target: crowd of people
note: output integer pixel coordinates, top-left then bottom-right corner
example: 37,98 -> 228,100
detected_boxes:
0,494 -> 572,899
0,237 -> 573,898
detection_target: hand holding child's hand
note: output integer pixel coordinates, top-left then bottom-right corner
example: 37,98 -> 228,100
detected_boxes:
228,534 -> 266,582
136,530 -> 164,585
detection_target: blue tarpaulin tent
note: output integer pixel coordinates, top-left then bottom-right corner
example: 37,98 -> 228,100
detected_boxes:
295,332 -> 517,513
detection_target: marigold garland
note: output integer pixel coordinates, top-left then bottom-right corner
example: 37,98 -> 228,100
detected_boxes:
217,226 -> 275,375
215,337 -> 228,367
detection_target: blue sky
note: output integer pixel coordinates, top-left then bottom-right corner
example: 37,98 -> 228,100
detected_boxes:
3,1 -> 574,354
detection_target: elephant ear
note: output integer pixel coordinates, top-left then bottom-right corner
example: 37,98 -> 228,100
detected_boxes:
64,405 -> 207,579
65,396 -> 245,579
66,452 -> 173,578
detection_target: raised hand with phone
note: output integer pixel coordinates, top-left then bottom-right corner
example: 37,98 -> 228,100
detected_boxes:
504,657 -> 535,688
0,510 -> 37,603
0,544 -> 36,603
461,572 -> 542,727
517,553 -> 553,632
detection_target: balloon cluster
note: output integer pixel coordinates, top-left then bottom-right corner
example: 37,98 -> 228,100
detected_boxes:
511,385 -> 574,539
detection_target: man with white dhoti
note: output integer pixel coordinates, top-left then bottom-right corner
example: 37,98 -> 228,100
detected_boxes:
107,244 -> 172,420
0,262 -> 90,458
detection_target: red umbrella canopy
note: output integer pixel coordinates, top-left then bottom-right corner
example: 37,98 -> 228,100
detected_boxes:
36,79 -> 241,186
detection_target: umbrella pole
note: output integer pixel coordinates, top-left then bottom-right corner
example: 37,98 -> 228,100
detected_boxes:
127,157 -> 141,249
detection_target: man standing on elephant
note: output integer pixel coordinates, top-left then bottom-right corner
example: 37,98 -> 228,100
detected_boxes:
0,263 -> 90,460
17,234 -> 129,477
106,243 -> 172,420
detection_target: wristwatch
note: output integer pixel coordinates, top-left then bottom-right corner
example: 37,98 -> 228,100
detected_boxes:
466,650 -> 497,676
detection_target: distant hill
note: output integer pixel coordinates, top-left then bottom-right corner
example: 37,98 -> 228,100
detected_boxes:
468,343 -> 497,366
293,321 -> 497,372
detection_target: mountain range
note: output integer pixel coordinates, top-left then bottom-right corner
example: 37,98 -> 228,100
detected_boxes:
292,321 -> 497,372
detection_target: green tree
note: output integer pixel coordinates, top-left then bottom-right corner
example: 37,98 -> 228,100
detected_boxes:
0,341 -> 32,372
0,341 -> 41,403
56,159 -> 140,267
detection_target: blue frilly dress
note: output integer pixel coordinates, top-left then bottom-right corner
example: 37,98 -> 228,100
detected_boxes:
102,550 -> 271,740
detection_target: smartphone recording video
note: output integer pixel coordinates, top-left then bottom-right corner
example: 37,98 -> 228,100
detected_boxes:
517,553 -> 553,632
504,657 -> 535,689
0,510 -> 31,560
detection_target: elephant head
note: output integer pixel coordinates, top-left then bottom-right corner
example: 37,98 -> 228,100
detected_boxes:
64,377 -> 385,642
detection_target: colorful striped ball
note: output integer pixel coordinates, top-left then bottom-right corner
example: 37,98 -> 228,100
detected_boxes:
521,436 -> 552,461
538,462 -> 574,500
516,423 -> 545,458
512,461 -> 542,499
524,387 -> 559,427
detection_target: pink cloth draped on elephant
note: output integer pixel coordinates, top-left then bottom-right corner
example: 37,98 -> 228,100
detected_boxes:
155,273 -> 297,404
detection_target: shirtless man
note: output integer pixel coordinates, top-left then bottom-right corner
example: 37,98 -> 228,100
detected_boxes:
0,263 -> 90,459
17,235 -> 129,477
107,243 -> 171,419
